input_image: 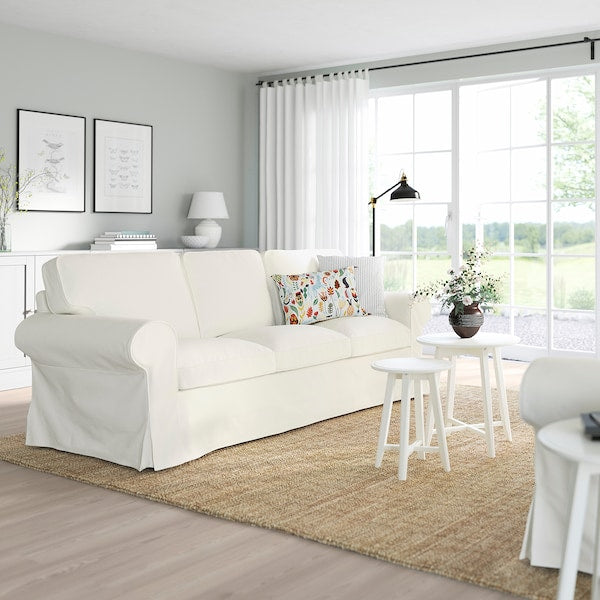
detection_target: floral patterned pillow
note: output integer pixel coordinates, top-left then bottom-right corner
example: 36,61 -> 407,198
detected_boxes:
272,267 -> 366,325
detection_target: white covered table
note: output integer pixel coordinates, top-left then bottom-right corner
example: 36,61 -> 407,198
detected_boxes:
538,417 -> 600,600
417,332 -> 519,458
519,356 -> 600,577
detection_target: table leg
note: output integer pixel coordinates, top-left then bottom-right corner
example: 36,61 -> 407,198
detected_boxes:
445,355 -> 457,427
478,348 -> 495,458
492,348 -> 512,442
557,463 -> 591,600
375,373 -> 396,468
426,399 -> 434,446
593,475 -> 600,600
428,373 -> 450,472
414,378 -> 425,460
398,375 -> 412,481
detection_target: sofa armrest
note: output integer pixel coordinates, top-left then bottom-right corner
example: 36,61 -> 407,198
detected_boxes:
15,312 -> 177,373
384,293 -> 431,354
16,312 -> 183,470
520,357 -> 600,431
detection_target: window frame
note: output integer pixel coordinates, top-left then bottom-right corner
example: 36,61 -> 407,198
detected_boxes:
370,64 -> 600,360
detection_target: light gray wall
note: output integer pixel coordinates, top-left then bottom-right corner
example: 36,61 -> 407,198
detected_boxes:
0,22 -> 252,251
241,82 -> 260,249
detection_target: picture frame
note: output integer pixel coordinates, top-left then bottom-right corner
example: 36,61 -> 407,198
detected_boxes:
17,109 -> 86,212
94,119 -> 153,213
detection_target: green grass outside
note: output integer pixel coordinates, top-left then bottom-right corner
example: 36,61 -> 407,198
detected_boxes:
384,244 -> 595,310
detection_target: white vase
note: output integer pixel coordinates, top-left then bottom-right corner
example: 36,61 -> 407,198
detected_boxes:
0,220 -> 11,252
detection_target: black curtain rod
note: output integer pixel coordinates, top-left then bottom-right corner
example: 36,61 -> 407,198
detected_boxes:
256,36 -> 598,86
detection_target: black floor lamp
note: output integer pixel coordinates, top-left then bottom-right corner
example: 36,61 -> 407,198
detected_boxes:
369,172 -> 420,256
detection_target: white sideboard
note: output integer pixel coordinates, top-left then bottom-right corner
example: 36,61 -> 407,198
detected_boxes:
0,251 -> 66,390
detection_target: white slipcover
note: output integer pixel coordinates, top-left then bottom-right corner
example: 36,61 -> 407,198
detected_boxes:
16,249 -> 431,470
262,248 -> 341,277
520,357 -> 600,574
177,338 -> 276,389
222,325 -> 351,371
315,315 -> 410,357
183,250 -> 274,337
43,252 -> 200,338
17,313 -> 183,470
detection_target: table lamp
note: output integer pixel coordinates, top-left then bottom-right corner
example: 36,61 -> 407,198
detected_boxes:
187,191 -> 229,248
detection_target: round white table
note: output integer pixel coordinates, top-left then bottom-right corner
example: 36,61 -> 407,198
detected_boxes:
417,332 -> 520,458
372,357 -> 451,481
539,418 -> 600,600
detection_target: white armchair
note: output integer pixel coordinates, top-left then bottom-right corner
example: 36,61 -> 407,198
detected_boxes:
519,356 -> 600,574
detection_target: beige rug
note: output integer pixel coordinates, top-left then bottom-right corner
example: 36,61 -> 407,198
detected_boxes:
0,385 -> 590,599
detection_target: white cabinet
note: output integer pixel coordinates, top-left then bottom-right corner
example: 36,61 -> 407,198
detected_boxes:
0,252 -> 64,390
0,255 -> 34,389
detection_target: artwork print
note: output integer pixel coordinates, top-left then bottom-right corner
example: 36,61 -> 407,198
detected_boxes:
104,137 -> 144,198
94,120 -> 152,213
17,110 -> 86,212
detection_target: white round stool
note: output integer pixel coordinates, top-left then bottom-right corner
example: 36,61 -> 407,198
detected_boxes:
372,357 -> 451,481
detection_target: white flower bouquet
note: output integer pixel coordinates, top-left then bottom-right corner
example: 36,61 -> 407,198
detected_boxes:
413,246 -> 503,315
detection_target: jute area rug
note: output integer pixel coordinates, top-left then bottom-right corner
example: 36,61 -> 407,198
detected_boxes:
0,385 -> 589,599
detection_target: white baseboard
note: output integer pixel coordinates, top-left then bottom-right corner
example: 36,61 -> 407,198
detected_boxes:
0,366 -> 32,391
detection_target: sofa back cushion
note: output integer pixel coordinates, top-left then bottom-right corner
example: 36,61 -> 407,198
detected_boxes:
262,249 -> 342,325
262,248 -> 342,277
182,250 -> 274,337
43,252 -> 200,338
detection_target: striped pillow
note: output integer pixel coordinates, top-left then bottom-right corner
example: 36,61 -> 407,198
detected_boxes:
317,255 -> 386,317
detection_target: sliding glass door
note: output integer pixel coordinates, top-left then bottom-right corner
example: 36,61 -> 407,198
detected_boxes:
370,68 -> 598,359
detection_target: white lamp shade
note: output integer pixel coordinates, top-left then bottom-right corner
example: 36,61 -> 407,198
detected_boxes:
187,192 -> 229,220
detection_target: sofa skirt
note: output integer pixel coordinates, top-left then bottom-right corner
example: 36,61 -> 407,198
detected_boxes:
26,347 -> 418,470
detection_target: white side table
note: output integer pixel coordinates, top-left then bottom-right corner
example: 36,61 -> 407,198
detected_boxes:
417,332 -> 519,458
372,357 -> 451,481
539,418 -> 600,600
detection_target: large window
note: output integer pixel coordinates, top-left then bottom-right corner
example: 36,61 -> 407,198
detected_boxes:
369,89 -> 452,291
370,68 -> 598,359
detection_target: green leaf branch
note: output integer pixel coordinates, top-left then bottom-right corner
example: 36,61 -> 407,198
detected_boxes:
0,148 -> 50,221
413,246 -> 503,315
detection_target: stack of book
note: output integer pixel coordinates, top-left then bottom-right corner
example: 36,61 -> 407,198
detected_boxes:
90,231 -> 157,251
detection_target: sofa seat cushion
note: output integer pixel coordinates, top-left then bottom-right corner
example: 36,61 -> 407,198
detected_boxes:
314,316 -> 411,357
222,326 -> 351,372
177,338 -> 276,390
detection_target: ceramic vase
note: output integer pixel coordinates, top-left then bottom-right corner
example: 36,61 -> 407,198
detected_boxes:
449,302 -> 483,338
0,219 -> 11,252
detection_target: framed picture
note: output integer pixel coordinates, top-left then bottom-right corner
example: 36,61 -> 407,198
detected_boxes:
94,119 -> 153,213
17,109 -> 86,212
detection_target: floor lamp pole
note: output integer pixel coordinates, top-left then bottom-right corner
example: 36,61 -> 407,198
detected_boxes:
369,179 -> 405,257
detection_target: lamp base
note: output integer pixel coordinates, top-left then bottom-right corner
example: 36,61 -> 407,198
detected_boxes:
194,219 -> 222,248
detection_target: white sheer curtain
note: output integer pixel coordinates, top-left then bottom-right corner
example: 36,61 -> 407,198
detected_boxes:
259,70 -> 370,254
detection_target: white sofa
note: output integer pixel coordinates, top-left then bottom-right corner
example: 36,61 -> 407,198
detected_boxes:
15,249 -> 430,471
520,357 -> 600,574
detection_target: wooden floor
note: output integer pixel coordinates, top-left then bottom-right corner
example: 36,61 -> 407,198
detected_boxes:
1,359 -> 529,600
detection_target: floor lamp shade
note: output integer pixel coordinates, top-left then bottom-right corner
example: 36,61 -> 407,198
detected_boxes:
188,192 -> 229,248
